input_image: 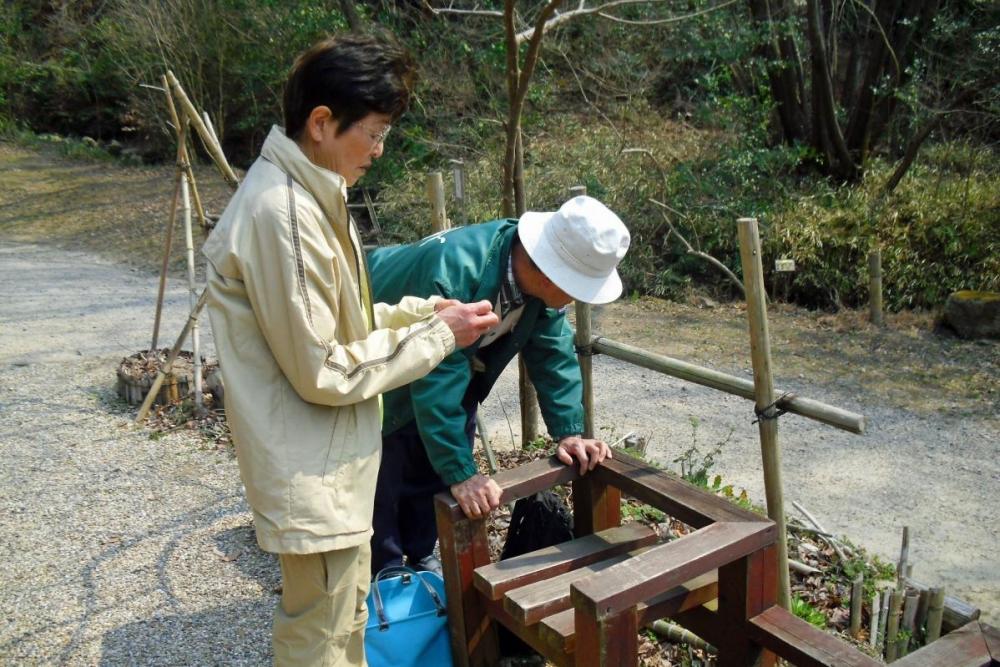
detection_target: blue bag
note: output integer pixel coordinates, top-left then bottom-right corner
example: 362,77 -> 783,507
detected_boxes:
365,566 -> 453,667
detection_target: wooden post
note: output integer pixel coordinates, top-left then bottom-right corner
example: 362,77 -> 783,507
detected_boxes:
869,249 -> 883,326
451,159 -> 467,227
427,171 -> 448,232
900,589 -> 920,657
925,587 -> 945,643
736,217 -> 791,610
434,495 -> 499,667
716,546 -> 778,667
568,184 -> 619,535
850,574 -> 864,638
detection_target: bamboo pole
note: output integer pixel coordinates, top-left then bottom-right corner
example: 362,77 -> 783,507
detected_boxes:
164,70 -> 239,189
181,173 -> 203,416
151,121 -> 189,352
869,249 -> 884,326
897,526 -> 910,589
886,588 -> 904,662
879,587 -> 891,652
850,573 -> 864,638
162,75 -> 207,230
136,290 -> 209,423
870,591 -> 881,649
451,159 -> 467,227
569,185 -> 594,439
590,336 -> 866,434
650,620 -> 714,652
915,588 -> 930,646
900,589 -> 920,657
737,216 -> 790,610
925,587 -> 945,643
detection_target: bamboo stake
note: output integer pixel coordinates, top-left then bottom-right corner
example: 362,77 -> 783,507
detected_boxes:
136,290 -> 209,423
162,75 -> 207,229
900,589 -> 920,657
590,336 -> 866,434
925,587 -> 945,643
886,588 -> 904,662
181,173 -> 203,416
879,587 -> 891,652
737,216 -> 790,610
850,573 -> 864,638
427,171 -> 448,232
164,70 -> 239,189
897,526 -> 910,589
870,591 -> 881,648
569,185 -> 594,440
915,588 -> 930,646
151,121 -> 189,351
869,249 -> 884,326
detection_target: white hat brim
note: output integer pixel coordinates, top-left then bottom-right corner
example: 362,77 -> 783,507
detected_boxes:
518,211 -> 624,305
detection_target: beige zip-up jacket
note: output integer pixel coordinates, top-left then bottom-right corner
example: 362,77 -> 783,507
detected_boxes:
202,126 -> 455,554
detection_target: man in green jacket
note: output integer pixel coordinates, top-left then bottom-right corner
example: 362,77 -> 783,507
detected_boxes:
368,195 -> 631,574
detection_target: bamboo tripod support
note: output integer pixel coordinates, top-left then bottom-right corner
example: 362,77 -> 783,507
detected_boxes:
737,217 -> 791,610
141,72 -> 240,422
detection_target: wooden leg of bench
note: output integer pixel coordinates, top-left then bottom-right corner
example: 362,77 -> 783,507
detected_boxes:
716,545 -> 778,667
573,476 -> 621,537
436,501 -> 498,667
574,606 -> 639,667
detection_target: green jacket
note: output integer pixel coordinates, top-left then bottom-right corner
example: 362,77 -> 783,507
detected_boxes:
368,220 -> 585,485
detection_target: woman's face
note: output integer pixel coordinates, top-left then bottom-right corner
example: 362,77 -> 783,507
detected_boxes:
311,110 -> 392,186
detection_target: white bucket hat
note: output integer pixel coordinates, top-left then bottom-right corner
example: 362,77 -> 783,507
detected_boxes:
517,195 -> 630,305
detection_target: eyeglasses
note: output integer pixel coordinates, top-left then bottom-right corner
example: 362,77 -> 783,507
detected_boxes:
358,122 -> 391,147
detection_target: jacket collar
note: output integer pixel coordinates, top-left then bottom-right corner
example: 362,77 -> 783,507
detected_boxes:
260,125 -> 349,230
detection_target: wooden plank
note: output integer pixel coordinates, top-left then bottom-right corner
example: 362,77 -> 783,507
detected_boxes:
504,551 -> 636,625
983,622 -> 1000,663
474,524 -> 656,601
592,451 -> 766,528
894,621 -> 992,667
434,494 -> 498,667
747,606 -> 881,667
506,542 -> 715,626
572,521 -> 776,619
537,572 -> 719,654
437,456 -> 579,522
574,606 -> 638,667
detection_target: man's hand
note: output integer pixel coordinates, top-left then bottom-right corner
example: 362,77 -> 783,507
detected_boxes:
556,436 -> 612,475
450,473 -> 503,520
435,300 -> 498,348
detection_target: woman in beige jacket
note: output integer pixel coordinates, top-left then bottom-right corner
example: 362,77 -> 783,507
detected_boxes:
201,34 -> 497,666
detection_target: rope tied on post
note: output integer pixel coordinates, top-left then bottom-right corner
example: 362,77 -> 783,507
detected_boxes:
752,391 -> 796,424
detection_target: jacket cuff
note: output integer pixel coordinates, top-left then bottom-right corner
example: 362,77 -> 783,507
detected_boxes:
438,460 -> 479,487
549,422 -> 585,442
428,313 -> 456,356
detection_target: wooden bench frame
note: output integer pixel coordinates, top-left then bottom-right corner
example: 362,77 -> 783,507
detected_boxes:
434,451 -> 785,667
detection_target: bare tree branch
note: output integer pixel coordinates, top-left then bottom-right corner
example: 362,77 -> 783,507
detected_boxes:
596,0 -> 740,26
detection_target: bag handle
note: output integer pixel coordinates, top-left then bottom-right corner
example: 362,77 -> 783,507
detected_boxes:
371,565 -> 447,631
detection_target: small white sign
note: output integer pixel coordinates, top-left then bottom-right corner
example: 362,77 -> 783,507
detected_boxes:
775,258 -> 796,272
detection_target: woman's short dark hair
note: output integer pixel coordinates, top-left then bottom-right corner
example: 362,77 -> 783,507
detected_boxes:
283,33 -> 416,140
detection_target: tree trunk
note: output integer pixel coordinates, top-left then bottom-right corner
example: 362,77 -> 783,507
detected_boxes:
747,0 -> 806,143
338,0 -> 364,31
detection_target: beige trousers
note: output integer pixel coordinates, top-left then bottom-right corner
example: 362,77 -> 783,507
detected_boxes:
273,544 -> 371,667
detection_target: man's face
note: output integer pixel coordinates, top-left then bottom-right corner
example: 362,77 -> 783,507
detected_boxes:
534,277 -> 574,309
313,111 -> 392,186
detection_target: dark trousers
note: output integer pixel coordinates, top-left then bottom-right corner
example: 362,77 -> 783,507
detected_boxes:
371,403 -> 477,576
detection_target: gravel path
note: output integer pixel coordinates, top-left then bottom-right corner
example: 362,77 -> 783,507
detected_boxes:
1,240 -> 996,665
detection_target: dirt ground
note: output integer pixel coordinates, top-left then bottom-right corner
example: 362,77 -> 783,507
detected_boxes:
2,140 -> 997,629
